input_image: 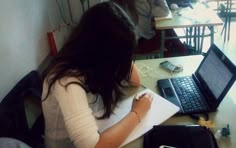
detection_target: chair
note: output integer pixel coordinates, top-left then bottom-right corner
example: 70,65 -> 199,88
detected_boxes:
134,31 -> 169,60
134,29 -> 189,60
134,36 -> 163,60
0,70 -> 44,148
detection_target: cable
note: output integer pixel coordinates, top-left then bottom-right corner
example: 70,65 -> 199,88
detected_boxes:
67,0 -> 76,24
170,64 -> 183,76
56,0 -> 67,24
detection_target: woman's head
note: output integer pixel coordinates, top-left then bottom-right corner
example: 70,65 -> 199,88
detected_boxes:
43,2 -> 137,118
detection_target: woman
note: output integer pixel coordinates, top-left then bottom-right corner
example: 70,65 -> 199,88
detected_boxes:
42,2 -> 153,148
113,0 -> 188,57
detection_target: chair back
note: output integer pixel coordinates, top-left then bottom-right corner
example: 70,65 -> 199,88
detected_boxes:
0,70 -> 45,148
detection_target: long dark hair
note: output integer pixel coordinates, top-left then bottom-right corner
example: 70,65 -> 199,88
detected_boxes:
42,2 -> 137,119
112,0 -> 139,24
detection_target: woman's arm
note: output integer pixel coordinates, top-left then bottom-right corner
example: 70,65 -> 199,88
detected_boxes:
95,111 -> 139,148
129,63 -> 141,87
96,93 -> 153,148
53,79 -> 100,148
54,77 -> 151,148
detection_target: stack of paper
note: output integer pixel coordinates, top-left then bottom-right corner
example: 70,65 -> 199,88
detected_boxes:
94,88 -> 179,147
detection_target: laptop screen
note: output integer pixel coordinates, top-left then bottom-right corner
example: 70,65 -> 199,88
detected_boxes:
198,49 -> 233,99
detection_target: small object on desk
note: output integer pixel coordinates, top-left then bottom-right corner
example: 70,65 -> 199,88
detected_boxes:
159,61 -> 183,73
221,124 -> 230,137
214,124 -> 231,139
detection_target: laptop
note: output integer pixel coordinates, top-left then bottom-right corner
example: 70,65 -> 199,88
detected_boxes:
157,44 -> 236,115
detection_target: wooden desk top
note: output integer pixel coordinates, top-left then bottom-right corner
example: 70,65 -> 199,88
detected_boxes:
155,2 -> 223,29
123,55 -> 236,148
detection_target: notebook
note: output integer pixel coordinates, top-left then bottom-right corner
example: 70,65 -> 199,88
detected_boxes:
94,88 -> 179,147
157,44 -> 236,115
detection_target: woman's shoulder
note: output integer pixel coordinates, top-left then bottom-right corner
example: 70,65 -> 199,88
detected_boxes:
54,76 -> 85,91
52,77 -> 88,102
44,76 -> 83,94
42,76 -> 86,100
59,76 -> 82,86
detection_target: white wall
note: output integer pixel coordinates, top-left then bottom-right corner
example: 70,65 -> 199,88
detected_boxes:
0,0 -> 101,101
0,0 -> 73,101
0,0 -> 102,101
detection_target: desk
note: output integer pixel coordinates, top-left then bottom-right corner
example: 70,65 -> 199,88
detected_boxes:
155,2 -> 223,57
123,55 -> 236,148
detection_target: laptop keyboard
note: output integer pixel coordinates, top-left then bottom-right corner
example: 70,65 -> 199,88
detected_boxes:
171,77 -> 208,113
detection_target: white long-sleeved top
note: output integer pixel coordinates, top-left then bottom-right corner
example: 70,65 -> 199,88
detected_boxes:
42,77 -> 104,148
134,0 -> 170,39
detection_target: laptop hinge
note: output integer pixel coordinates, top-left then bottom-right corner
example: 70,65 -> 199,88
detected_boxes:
192,73 -> 215,108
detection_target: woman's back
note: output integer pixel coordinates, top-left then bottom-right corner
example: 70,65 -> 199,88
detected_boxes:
42,77 -> 104,147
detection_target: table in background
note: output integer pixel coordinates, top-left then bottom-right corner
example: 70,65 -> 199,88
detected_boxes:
155,2 -> 223,57
123,55 -> 236,148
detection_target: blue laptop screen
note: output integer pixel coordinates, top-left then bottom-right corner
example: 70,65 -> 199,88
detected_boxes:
198,50 -> 233,99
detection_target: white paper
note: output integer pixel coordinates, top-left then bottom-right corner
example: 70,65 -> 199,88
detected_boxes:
154,9 -> 173,21
94,88 -> 180,147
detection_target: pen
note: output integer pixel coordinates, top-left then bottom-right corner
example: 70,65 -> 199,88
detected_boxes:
136,93 -> 147,101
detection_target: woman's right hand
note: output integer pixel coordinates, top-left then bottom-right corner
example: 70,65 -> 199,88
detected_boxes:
131,93 -> 153,120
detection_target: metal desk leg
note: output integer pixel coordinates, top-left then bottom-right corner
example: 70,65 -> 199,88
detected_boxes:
186,27 -> 193,45
160,30 -> 165,58
194,27 -> 197,53
197,26 -> 201,54
227,0 -> 232,41
186,27 -> 190,45
209,26 -> 214,45
200,26 -> 206,53
189,27 -> 193,45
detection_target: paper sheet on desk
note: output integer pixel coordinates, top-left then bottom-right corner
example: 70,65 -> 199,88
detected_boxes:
179,4 -> 210,23
154,8 -> 172,21
94,88 -> 180,147
154,12 -> 173,21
